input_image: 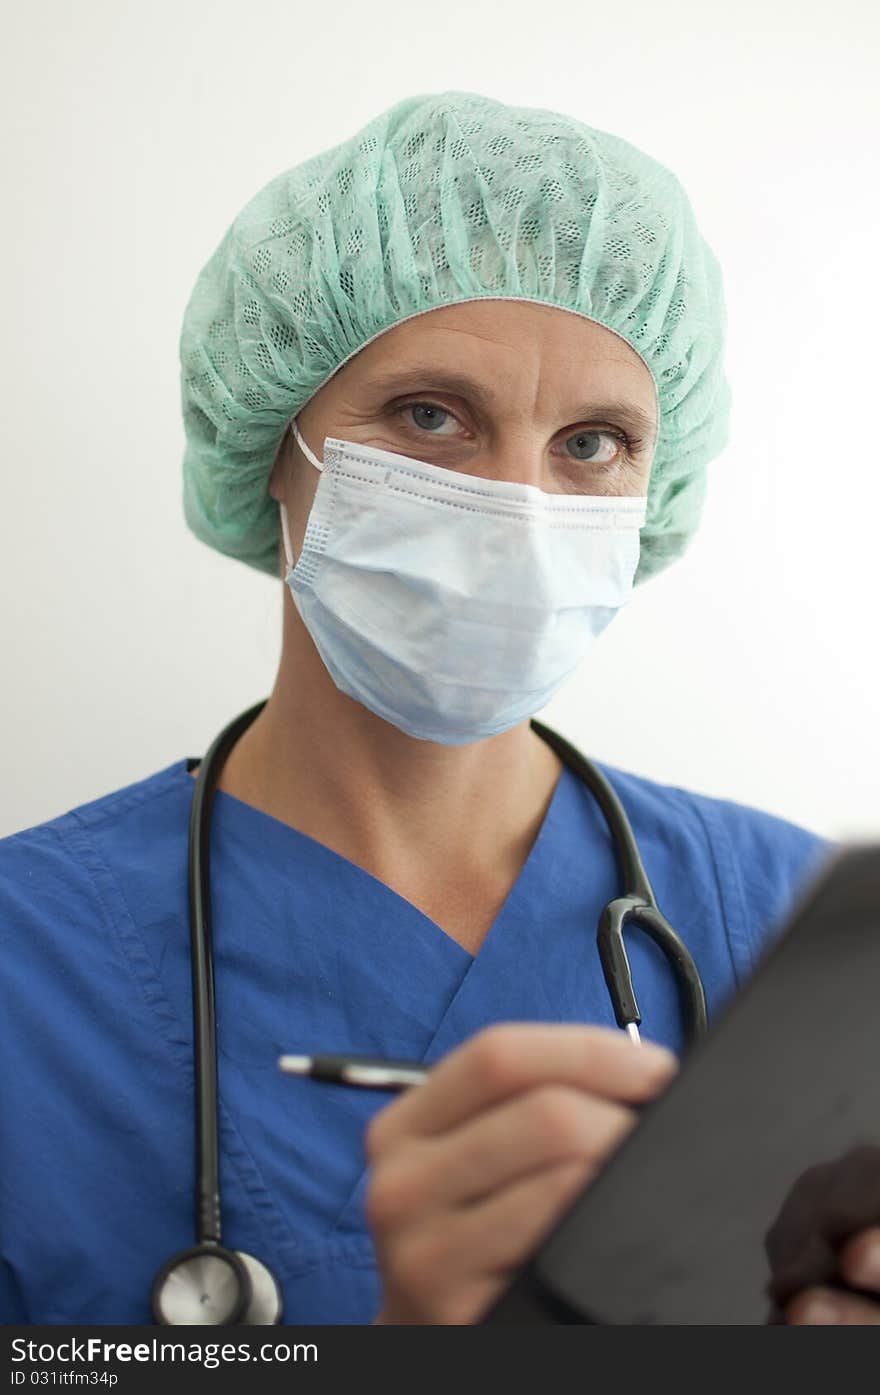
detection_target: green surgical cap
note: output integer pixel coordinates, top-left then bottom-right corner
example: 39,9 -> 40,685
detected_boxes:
180,89 -> 731,586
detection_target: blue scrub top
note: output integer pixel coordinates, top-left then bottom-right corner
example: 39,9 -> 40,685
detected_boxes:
0,750 -> 831,1324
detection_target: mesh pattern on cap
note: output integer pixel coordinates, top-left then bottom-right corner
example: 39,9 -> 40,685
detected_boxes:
180,89 -> 730,585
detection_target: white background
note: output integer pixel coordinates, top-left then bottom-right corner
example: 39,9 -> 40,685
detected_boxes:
1,0 -> 877,841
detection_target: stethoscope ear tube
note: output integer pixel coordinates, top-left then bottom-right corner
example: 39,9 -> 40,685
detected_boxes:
598,898 -> 709,1049
629,904 -> 709,1048
531,718 -> 709,1051
597,897 -> 644,1029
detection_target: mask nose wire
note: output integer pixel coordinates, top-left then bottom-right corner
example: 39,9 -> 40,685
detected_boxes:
278,419 -> 325,575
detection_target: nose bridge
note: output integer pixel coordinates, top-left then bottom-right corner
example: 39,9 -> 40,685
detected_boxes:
472,420 -> 550,488
488,360 -> 550,484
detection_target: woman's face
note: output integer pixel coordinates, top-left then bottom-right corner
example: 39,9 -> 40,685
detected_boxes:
269,299 -> 658,566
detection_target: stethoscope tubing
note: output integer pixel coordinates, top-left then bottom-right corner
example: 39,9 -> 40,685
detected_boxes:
530,718 -> 707,1043
187,699 -> 269,1246
172,699 -> 708,1324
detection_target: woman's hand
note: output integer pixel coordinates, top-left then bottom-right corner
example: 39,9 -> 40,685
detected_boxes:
365,1021 -> 678,1325
784,1229 -> 880,1324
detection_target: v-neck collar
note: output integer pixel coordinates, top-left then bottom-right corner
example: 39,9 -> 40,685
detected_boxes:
176,755 -> 572,963
169,753 -> 595,1265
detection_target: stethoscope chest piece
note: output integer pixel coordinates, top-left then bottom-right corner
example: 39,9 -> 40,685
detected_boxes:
237,1249 -> 284,1324
152,1243 -> 282,1325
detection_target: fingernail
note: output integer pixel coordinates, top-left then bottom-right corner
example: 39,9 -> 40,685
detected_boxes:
800,1295 -> 840,1325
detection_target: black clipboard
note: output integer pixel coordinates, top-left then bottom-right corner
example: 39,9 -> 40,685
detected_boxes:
482,842 -> 880,1324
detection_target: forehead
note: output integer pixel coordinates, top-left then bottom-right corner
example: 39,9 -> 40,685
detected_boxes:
370,298 -> 643,356
339,299 -> 658,432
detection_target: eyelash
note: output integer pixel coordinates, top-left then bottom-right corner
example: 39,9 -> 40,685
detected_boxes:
392,399 -> 644,465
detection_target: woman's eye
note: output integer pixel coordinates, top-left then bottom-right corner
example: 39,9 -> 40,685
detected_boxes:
399,401 -> 460,435
395,400 -> 637,466
563,429 -> 626,467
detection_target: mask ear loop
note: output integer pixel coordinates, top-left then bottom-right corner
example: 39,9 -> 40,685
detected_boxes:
278,501 -> 295,576
278,421 -> 325,576
292,420 -> 325,473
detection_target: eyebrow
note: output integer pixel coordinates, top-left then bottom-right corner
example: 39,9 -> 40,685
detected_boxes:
365,367 -> 658,439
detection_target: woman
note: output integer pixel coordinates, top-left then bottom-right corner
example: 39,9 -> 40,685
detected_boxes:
2,90 -> 877,1327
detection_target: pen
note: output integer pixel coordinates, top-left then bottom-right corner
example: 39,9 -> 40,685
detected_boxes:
279,1052 -> 430,1092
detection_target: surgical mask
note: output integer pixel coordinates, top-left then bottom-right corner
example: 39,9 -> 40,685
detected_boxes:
279,421 -> 647,746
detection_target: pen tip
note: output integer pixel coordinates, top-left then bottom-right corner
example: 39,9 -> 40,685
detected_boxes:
278,1054 -> 313,1074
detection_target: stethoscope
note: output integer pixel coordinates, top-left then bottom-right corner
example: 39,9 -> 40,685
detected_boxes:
150,698 -> 708,1324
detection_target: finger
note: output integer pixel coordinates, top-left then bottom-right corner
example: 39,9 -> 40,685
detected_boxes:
366,1021 -> 676,1156
786,1285 -> 880,1325
443,1086 -> 635,1207
377,1157 -> 597,1325
367,1087 -> 634,1228
838,1227 -> 880,1292
442,1155 -> 599,1278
